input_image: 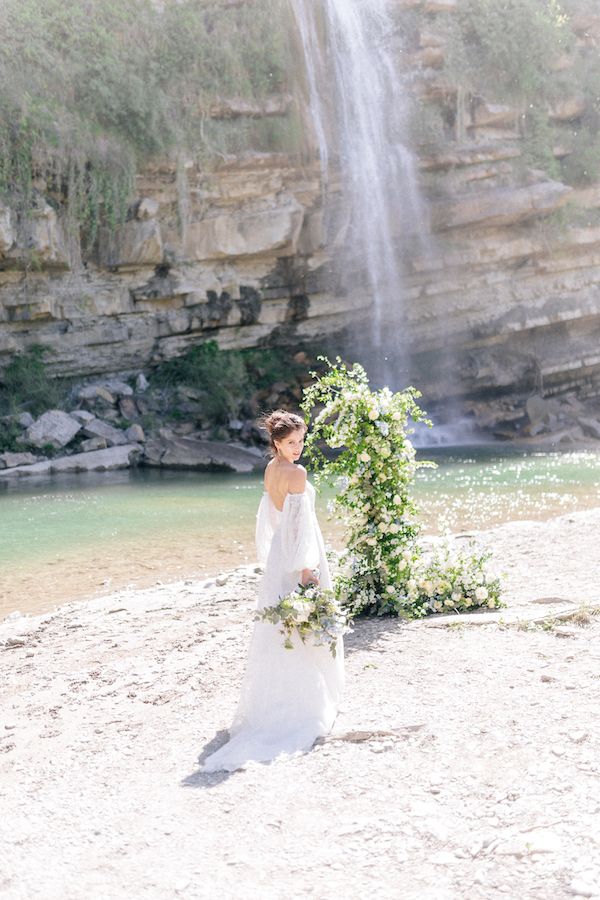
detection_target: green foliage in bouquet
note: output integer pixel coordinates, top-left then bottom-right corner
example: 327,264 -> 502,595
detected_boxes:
256,583 -> 351,658
300,357 -> 504,619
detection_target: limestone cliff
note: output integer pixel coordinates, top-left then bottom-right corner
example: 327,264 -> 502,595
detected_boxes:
1,0 -> 600,433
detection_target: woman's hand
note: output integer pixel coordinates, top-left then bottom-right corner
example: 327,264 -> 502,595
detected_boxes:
301,567 -> 320,587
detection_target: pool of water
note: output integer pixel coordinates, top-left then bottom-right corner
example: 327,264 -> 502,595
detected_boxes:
1,447 -> 599,618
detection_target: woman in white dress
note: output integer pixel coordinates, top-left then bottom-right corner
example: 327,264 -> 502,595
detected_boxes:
201,410 -> 345,772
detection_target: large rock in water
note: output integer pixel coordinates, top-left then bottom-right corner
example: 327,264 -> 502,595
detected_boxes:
143,437 -> 264,473
0,444 -> 142,477
24,410 -> 82,449
0,452 -> 42,469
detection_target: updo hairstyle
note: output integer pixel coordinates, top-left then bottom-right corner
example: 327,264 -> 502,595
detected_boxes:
259,409 -> 307,458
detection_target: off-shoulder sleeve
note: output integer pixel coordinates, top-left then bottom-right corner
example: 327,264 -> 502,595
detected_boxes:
280,491 -> 320,574
255,496 -> 275,565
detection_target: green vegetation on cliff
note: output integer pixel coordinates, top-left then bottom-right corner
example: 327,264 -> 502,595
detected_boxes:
0,0 -> 291,250
412,0 -> 600,186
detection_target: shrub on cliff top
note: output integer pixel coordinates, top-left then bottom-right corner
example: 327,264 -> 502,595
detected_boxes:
0,0 -> 290,252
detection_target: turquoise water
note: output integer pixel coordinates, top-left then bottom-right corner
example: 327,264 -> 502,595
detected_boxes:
1,447 -> 599,617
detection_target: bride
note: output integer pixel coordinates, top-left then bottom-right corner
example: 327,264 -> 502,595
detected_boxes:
201,409 -> 345,772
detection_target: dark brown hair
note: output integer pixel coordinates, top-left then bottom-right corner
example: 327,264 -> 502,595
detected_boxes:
258,409 -> 307,458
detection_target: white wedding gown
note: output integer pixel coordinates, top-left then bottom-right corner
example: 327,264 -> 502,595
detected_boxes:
201,480 -> 345,772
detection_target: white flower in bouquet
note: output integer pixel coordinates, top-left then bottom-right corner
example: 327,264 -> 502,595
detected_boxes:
475,586 -> 489,601
359,451 -> 371,463
368,408 -> 379,420
292,599 -> 313,622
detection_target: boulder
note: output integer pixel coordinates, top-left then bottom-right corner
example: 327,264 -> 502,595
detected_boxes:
118,397 -> 139,420
125,424 -> 145,443
24,410 -> 82,449
0,452 -> 41,469
80,437 -> 108,452
78,385 -> 117,405
143,437 -> 264,472
82,418 -> 128,447
0,444 -> 142,477
70,409 -> 96,425
102,380 -> 134,398
17,412 -> 34,428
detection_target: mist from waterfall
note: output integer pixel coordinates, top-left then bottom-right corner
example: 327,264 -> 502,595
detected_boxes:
291,0 -> 429,389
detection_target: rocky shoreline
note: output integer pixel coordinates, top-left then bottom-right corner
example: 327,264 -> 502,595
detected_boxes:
1,507 -> 599,899
0,374 -> 267,478
2,368 -> 600,482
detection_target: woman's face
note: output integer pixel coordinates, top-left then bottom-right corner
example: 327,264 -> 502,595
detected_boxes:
275,427 -> 305,463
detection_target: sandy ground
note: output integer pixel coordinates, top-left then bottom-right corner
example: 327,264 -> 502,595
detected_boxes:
1,508 -> 599,900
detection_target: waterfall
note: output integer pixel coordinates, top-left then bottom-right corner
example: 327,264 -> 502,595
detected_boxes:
291,0 -> 429,388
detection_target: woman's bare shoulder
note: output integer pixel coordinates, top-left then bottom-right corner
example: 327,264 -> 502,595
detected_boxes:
287,464 -> 307,493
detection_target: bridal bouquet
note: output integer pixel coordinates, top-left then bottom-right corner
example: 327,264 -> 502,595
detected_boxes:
256,583 -> 351,658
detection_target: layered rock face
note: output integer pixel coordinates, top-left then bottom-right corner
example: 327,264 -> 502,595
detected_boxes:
0,153 -> 333,378
1,0 -> 600,431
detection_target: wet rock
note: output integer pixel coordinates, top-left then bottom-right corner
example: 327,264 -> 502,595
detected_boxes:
24,410 -> 82,449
